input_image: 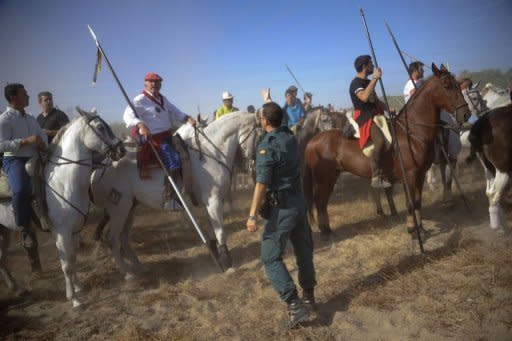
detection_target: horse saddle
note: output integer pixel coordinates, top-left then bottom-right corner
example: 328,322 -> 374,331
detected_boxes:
0,172 -> 11,199
346,114 -> 393,157
0,156 -> 52,231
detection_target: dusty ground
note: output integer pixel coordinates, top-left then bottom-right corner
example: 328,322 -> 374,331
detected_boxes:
1,162 -> 511,340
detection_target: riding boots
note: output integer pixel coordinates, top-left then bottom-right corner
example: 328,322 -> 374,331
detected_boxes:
287,297 -> 311,329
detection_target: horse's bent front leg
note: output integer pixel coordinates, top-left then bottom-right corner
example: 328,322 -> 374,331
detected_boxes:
120,208 -> 148,273
55,231 -> 81,308
107,206 -> 134,280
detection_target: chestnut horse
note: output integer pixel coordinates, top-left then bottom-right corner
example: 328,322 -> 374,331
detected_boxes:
303,64 -> 470,237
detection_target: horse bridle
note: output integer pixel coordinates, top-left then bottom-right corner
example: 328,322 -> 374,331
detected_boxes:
45,115 -> 123,222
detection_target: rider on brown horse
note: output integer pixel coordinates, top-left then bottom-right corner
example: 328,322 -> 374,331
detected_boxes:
349,55 -> 393,189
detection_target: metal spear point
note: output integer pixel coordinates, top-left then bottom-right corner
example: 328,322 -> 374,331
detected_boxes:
285,64 -> 306,94
86,25 -> 225,272
359,8 -> 424,253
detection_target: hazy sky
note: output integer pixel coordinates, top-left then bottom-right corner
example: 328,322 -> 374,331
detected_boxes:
1,0 -> 511,123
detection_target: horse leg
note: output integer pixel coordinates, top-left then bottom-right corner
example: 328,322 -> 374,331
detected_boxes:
55,230 -> 81,308
94,211 -> 110,241
206,199 -> 229,269
314,173 -> 338,236
0,227 -> 25,294
385,186 -> 398,216
372,188 -> 384,216
120,208 -> 148,273
107,206 -> 135,280
426,166 -> 436,191
487,170 -> 510,233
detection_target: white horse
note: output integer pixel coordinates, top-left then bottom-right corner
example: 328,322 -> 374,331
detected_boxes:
482,83 -> 511,109
0,108 -> 125,308
90,112 -> 260,274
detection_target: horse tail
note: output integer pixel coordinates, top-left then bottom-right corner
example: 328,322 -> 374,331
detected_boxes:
302,159 -> 315,224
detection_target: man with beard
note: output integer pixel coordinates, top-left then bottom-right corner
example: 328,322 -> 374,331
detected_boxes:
349,55 -> 392,188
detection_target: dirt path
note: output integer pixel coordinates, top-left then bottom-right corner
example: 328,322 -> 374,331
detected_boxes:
1,168 -> 511,340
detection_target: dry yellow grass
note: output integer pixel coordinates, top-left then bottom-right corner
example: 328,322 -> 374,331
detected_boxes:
1,161 -> 511,340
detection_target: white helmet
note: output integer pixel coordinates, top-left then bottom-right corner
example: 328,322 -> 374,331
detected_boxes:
222,91 -> 234,100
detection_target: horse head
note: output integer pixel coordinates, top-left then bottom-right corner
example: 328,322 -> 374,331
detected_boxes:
76,107 -> 126,161
238,114 -> 261,162
432,63 -> 471,124
462,82 -> 488,116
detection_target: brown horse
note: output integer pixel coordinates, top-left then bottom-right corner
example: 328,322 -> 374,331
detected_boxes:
467,105 -> 512,233
303,64 -> 470,237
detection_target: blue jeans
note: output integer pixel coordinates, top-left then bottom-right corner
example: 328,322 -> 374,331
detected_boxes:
159,138 -> 181,171
3,156 -> 32,227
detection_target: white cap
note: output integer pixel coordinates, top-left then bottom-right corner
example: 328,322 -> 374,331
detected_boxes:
222,91 -> 233,100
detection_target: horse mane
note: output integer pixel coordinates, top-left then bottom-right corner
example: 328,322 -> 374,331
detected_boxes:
397,74 -> 437,117
204,111 -> 254,137
51,117 -> 80,145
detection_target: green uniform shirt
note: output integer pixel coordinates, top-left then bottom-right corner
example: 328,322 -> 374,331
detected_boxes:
215,105 -> 239,120
255,126 -> 301,192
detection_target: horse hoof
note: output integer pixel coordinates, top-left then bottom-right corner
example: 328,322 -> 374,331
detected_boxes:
124,272 -> 136,281
218,245 -> 233,269
390,209 -> 398,216
225,267 -> 236,275
72,299 -> 83,309
377,209 -> 385,216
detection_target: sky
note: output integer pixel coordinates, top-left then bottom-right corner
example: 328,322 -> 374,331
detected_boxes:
0,0 -> 511,123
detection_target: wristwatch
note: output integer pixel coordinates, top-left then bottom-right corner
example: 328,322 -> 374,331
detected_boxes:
248,215 -> 256,221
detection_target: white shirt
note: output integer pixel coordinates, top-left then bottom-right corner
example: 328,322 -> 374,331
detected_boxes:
403,78 -> 424,103
0,107 -> 47,157
123,91 -> 188,134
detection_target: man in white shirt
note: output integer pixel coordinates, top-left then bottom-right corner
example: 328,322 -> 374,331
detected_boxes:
123,72 -> 196,207
403,61 -> 424,103
0,83 -> 47,274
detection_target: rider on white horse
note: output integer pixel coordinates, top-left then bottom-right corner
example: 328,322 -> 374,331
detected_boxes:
0,83 -> 47,274
123,72 -> 197,209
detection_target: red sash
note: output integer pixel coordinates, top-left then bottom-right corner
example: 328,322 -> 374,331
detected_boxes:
353,107 -> 384,149
130,128 -> 172,179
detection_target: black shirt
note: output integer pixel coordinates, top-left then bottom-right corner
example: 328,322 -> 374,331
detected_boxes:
349,77 -> 378,125
37,108 -> 70,143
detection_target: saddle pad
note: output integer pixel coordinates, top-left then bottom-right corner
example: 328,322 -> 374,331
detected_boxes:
362,115 -> 393,157
0,174 -> 12,199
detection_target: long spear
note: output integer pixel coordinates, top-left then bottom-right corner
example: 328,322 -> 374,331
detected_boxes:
87,25 -> 225,272
384,21 -> 472,214
285,64 -> 306,93
359,9 -> 424,253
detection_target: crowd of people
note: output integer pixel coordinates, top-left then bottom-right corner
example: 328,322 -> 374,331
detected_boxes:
1,53 -> 487,328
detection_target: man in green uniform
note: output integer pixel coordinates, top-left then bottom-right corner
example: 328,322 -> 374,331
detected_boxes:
246,100 -> 316,329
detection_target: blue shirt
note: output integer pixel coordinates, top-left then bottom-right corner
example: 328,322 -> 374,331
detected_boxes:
283,99 -> 305,127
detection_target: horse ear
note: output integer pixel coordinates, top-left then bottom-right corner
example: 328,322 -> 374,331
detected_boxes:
90,107 -> 98,116
432,63 -> 440,76
197,113 -> 201,122
472,80 -> 481,90
76,106 -> 86,117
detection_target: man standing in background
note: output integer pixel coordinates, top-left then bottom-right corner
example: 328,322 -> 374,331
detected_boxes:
37,91 -> 70,143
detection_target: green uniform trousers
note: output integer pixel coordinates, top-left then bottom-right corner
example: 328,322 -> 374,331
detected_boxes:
261,193 -> 316,302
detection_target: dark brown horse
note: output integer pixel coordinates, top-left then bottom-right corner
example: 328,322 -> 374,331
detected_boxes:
303,64 -> 470,237
467,105 -> 512,233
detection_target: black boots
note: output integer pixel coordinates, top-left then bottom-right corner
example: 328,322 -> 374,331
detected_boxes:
287,297 -> 311,329
302,288 -> 316,310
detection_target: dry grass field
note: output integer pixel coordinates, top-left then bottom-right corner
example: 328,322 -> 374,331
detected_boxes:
1,160 -> 511,340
